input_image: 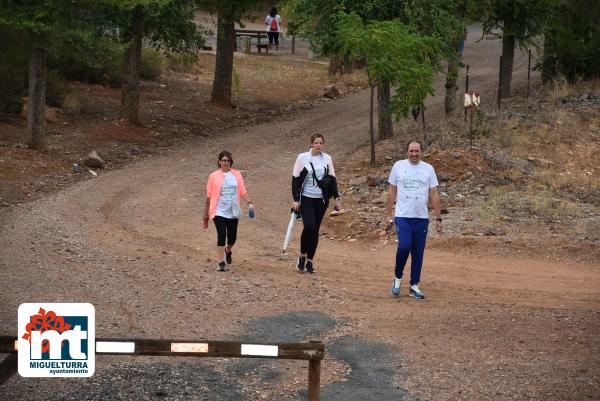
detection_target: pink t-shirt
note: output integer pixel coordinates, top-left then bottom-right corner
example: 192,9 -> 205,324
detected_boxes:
206,168 -> 247,219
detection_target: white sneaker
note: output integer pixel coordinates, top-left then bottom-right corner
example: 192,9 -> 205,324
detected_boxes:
409,285 -> 425,299
390,278 -> 401,297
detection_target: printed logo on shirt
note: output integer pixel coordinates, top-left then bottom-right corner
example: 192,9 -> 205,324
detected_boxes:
401,177 -> 421,191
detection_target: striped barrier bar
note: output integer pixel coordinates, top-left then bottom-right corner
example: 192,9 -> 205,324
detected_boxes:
0,336 -> 324,400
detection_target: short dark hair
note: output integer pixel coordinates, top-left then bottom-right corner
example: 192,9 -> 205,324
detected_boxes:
218,150 -> 233,167
269,7 -> 277,18
310,133 -> 325,144
405,139 -> 423,151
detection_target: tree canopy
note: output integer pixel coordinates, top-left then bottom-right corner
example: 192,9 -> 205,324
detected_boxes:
335,11 -> 443,164
543,0 -> 600,82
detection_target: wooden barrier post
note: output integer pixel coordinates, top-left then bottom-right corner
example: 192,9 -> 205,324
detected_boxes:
308,359 -> 321,401
0,353 -> 17,386
0,336 -> 324,400
469,107 -> 474,146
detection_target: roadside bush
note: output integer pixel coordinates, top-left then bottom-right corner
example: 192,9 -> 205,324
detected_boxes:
0,28 -> 27,113
544,0 -> 600,82
1,30 -> 164,115
165,51 -> 198,73
51,38 -> 123,87
140,48 -> 163,80
0,60 -> 26,113
51,39 -> 164,86
62,92 -> 81,117
46,70 -> 72,108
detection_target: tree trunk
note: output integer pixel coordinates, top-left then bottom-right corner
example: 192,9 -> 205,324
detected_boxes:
377,80 -> 393,139
26,45 -> 46,149
444,38 -> 461,115
120,5 -> 143,125
369,83 -> 376,166
329,53 -> 353,75
342,53 -> 353,74
500,32 -> 515,98
328,55 -> 341,76
210,7 -> 236,106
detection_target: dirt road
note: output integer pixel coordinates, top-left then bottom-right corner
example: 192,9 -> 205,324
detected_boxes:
1,25 -> 599,401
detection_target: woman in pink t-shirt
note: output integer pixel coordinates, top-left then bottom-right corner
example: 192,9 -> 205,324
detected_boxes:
203,150 -> 254,271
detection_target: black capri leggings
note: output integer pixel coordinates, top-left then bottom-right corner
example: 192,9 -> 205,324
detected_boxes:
300,196 -> 329,260
213,216 -> 238,247
267,31 -> 279,45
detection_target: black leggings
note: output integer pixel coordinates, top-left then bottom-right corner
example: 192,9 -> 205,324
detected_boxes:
300,196 -> 328,260
267,31 -> 279,45
213,216 -> 238,247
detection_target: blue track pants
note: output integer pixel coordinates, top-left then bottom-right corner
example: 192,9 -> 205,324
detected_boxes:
394,217 -> 429,285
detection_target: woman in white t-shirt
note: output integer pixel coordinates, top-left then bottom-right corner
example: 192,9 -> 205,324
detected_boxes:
203,151 -> 255,272
291,134 -> 341,273
265,7 -> 282,51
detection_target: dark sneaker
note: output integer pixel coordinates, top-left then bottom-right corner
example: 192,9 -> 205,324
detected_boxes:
390,279 -> 401,297
306,260 -> 315,273
409,285 -> 425,299
224,247 -> 232,264
296,256 -> 306,272
217,261 -> 226,272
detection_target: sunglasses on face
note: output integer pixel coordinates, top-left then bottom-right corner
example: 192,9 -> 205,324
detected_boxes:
220,159 -> 231,162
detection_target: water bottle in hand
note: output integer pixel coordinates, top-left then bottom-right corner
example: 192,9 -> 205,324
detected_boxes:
248,208 -> 255,219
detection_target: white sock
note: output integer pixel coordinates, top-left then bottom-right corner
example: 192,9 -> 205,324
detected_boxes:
394,278 -> 402,287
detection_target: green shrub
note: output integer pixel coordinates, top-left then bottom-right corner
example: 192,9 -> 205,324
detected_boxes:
140,48 -> 163,80
46,70 -> 71,107
0,28 -> 27,113
165,51 -> 198,73
62,92 -> 81,117
51,39 -> 164,86
49,37 -> 123,87
544,0 -> 600,82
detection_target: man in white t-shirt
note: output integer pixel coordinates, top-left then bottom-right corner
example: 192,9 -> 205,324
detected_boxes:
386,140 -> 443,299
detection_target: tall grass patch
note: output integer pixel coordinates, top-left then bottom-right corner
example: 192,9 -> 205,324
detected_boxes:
477,187 -> 585,223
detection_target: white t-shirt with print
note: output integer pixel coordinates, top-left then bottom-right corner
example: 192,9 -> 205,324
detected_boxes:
303,154 -> 330,198
388,160 -> 439,219
216,172 -> 238,218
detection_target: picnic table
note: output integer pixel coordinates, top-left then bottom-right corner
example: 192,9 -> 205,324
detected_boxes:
235,29 -> 270,53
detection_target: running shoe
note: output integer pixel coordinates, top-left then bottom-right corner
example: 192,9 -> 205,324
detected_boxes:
409,285 -> 425,299
296,256 -> 306,272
